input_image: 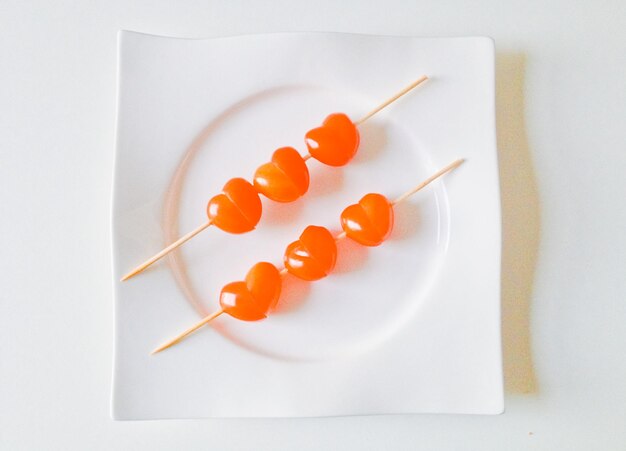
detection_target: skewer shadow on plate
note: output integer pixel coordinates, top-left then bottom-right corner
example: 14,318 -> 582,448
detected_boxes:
388,200 -> 422,242
350,121 -> 388,166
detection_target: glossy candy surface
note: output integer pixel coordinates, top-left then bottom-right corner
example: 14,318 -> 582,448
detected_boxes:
253,147 -> 310,202
208,113 -> 358,232
284,225 -> 337,281
340,193 -> 394,246
219,262 -> 282,321
305,113 -> 360,167
207,178 -> 262,233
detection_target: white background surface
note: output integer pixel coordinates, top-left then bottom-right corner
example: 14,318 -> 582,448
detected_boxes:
1,0 -> 624,449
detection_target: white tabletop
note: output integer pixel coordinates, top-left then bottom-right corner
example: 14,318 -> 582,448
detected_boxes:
1,1 -> 625,450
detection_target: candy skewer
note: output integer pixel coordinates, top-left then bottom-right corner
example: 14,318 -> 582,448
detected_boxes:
151,158 -> 463,354
122,76 -> 429,282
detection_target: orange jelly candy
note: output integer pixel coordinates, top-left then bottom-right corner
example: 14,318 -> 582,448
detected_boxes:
207,178 -> 262,234
305,113 -> 360,167
253,147 -> 310,202
340,193 -> 394,246
284,225 -> 337,281
219,262 -> 282,321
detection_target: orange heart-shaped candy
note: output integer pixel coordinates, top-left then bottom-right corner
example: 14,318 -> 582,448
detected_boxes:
305,113 -> 360,167
283,225 -> 337,281
219,262 -> 282,321
340,193 -> 394,246
207,178 -> 262,233
253,147 -> 310,202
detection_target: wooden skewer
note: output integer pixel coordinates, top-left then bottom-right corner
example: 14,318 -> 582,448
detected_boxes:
151,309 -> 224,354
120,221 -> 212,281
151,158 -> 463,354
355,75 -> 428,125
392,158 -> 464,205
335,231 -> 347,241
123,75 -> 428,282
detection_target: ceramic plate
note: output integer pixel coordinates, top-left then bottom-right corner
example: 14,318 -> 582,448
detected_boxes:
112,31 -> 502,419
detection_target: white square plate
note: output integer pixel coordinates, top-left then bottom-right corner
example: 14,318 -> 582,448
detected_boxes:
112,31 -> 502,419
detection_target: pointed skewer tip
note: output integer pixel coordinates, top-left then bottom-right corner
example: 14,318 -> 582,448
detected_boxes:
151,342 -> 171,355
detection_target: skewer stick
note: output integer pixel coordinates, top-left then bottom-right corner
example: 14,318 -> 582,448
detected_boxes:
151,308 -> 224,354
355,75 -> 428,126
124,76 -> 428,282
151,159 -> 463,354
121,220 -> 212,281
392,158 -> 464,205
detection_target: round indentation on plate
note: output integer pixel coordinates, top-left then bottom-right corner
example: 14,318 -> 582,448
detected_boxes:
163,85 -> 450,362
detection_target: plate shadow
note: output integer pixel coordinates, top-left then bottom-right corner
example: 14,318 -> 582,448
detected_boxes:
497,52 -> 540,395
